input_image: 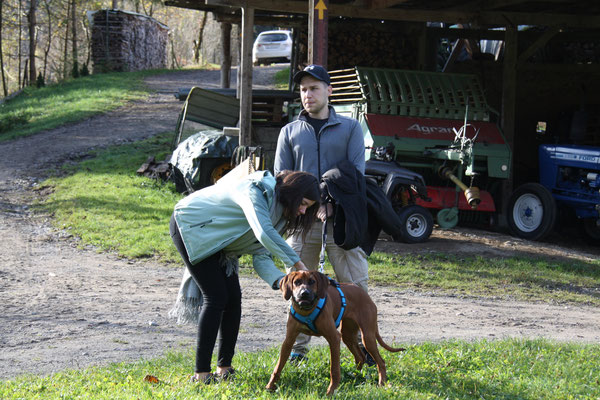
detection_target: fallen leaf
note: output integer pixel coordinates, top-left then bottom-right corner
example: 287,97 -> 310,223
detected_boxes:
144,374 -> 160,384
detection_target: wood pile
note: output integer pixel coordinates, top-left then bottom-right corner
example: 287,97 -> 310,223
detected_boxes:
137,155 -> 171,181
561,41 -> 600,63
91,10 -> 168,73
296,20 -> 418,71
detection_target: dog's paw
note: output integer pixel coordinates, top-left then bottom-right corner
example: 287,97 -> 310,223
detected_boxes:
265,383 -> 277,392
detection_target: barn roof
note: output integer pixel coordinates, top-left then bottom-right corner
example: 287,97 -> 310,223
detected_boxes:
164,0 -> 600,29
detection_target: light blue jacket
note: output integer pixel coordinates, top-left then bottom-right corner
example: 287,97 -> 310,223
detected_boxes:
173,170 -> 298,289
274,106 -> 365,178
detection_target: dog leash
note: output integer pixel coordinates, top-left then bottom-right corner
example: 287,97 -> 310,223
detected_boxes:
318,205 -> 328,274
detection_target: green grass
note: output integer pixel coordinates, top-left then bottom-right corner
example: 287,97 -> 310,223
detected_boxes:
0,70 -> 168,142
2,339 -> 599,399
365,252 -> 600,306
38,132 -> 182,262
274,67 -> 291,89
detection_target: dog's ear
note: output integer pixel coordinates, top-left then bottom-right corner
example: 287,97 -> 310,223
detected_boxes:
314,271 -> 330,299
280,273 -> 294,300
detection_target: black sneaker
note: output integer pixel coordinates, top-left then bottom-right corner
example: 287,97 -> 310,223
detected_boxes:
359,345 -> 376,367
289,352 -> 307,365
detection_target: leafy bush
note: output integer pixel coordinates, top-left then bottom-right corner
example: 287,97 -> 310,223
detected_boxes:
36,73 -> 45,88
0,110 -> 31,134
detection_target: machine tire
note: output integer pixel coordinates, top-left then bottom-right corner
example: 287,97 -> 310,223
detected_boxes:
507,183 -> 557,241
195,158 -> 233,190
395,205 -> 433,244
582,218 -> 600,242
437,207 -> 459,229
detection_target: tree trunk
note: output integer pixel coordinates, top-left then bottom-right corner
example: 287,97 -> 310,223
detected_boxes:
83,13 -> 91,67
143,1 -> 154,17
28,0 -> 37,86
0,0 -> 8,96
170,36 -> 180,69
193,12 -> 208,64
71,0 -> 78,77
18,0 -> 23,87
112,0 -> 118,9
42,0 -> 52,80
63,0 -> 70,79
22,59 -> 28,88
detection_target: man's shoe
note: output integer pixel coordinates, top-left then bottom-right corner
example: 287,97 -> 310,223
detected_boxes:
289,352 -> 307,365
359,345 -> 376,367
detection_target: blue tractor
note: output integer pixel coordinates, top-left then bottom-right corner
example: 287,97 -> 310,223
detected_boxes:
507,144 -> 600,242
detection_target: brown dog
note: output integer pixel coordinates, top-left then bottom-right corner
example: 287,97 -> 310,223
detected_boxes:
266,270 -> 405,396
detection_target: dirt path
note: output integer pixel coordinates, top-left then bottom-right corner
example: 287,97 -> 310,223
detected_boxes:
1,66 -> 599,380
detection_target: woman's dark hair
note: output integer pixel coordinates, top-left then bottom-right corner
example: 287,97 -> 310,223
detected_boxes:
275,170 -> 320,237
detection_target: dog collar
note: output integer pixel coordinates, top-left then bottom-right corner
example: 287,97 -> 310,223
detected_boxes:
290,278 -> 346,334
290,296 -> 326,333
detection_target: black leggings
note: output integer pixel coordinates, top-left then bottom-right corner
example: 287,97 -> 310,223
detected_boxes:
170,214 -> 242,373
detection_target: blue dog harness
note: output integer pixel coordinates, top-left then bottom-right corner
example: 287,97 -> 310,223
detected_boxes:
290,278 -> 346,334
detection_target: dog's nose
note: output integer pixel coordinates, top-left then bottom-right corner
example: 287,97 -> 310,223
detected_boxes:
299,288 -> 311,299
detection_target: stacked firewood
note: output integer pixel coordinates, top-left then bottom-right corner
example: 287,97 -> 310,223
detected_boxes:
296,21 -> 418,71
91,10 -> 168,73
563,41 -> 600,63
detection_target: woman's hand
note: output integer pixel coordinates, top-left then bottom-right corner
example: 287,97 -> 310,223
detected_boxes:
293,260 -> 308,271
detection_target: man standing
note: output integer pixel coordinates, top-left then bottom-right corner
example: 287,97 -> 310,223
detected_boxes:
274,64 -> 371,363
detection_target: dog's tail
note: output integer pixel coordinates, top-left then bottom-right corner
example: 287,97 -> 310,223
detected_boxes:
376,332 -> 406,352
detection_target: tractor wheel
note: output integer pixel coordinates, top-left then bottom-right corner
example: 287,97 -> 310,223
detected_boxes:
395,205 -> 433,244
194,158 -> 233,190
507,183 -> 557,241
437,207 -> 459,229
582,218 -> 600,242
211,162 -> 234,184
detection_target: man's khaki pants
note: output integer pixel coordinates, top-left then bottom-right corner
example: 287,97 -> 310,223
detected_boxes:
287,220 -> 369,356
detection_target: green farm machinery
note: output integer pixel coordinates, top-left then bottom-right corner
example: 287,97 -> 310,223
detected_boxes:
329,66 -> 512,229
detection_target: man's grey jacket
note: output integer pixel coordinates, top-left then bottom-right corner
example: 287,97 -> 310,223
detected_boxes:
273,106 -> 365,178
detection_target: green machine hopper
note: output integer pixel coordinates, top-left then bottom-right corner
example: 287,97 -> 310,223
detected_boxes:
329,67 -> 512,228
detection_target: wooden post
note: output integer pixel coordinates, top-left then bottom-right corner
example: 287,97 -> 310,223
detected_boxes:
289,28 -> 298,89
308,0 -> 328,67
220,22 -> 232,88
239,6 -> 254,146
417,23 -> 438,71
501,25 -> 517,165
416,24 -> 428,71
500,23 -> 518,223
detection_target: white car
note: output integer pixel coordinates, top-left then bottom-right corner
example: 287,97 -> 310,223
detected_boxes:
252,30 -> 292,65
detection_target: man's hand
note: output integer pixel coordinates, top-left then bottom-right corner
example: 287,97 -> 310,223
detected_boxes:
317,203 -> 333,222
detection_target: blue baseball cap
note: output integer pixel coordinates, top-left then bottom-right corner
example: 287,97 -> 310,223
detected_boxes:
293,64 -> 331,85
